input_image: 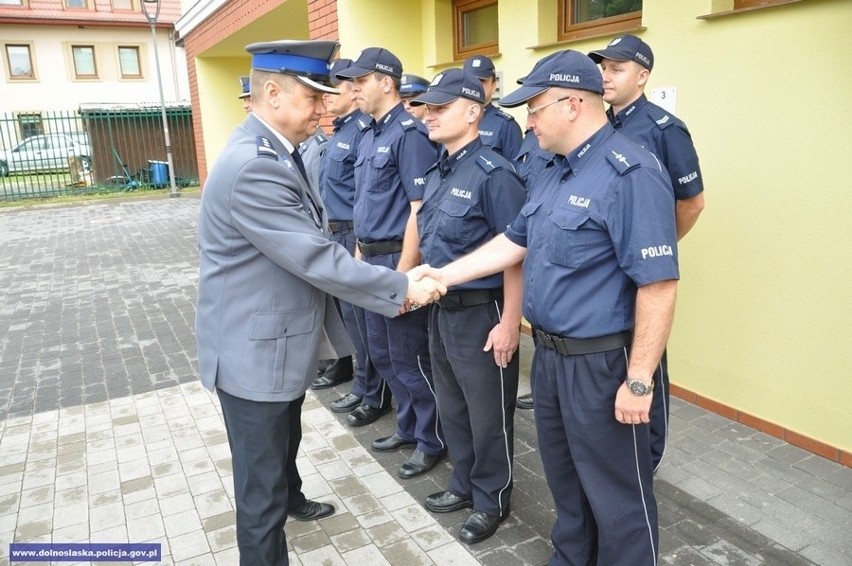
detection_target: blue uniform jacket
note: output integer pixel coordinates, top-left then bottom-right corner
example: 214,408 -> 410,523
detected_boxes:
418,138 -> 526,290
354,103 -> 438,242
319,109 -> 370,222
504,123 -> 679,338
608,94 -> 703,200
479,103 -> 523,161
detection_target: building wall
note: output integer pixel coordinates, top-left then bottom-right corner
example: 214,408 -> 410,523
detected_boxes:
0,24 -> 188,112
335,0 -> 852,459
177,0 -> 852,460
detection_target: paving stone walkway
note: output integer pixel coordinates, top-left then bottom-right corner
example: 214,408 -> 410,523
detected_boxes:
0,195 -> 849,565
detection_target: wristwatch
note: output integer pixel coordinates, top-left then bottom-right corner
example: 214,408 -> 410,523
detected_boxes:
625,377 -> 654,397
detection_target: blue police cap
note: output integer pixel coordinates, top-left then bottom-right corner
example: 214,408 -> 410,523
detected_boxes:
399,74 -> 430,97
499,50 -> 603,108
335,47 -> 402,79
329,58 -> 353,86
588,34 -> 654,70
245,39 -> 340,93
463,55 -> 496,79
238,75 -> 250,99
409,68 -> 485,106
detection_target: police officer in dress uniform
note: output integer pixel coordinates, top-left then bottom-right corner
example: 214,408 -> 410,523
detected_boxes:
590,34 -> 705,471
238,75 -> 252,113
195,40 -> 445,566
463,55 -> 523,160
410,68 -> 526,544
335,47 -> 446,478
399,73 -> 430,121
413,50 -> 679,566
315,58 -> 390,415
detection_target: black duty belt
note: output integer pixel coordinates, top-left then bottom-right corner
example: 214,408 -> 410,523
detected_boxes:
328,220 -> 354,234
436,288 -> 503,310
533,328 -> 632,356
357,239 -> 403,257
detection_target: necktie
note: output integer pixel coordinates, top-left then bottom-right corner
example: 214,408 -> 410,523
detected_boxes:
290,149 -> 309,182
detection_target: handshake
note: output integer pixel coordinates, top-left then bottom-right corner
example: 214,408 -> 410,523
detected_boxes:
402,265 -> 446,314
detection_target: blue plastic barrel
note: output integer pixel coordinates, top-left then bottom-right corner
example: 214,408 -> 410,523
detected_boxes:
149,160 -> 169,187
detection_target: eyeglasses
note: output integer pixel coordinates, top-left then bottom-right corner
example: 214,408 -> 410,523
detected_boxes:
526,95 -> 582,116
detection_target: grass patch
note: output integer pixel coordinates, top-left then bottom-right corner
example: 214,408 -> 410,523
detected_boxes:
0,185 -> 200,209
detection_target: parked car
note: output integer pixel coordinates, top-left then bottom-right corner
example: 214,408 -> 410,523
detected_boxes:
0,133 -> 92,176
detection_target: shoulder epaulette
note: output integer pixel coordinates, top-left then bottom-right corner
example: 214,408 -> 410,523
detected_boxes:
646,104 -> 675,130
315,130 -> 329,143
424,162 -> 439,176
398,117 -> 417,131
496,109 -> 516,122
256,136 -> 278,159
606,149 -> 641,176
357,118 -> 372,131
475,152 -> 504,174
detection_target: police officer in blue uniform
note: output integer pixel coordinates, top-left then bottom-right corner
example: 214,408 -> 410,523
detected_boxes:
590,35 -> 705,470
414,50 -> 679,565
409,68 -> 526,544
238,75 -> 252,113
400,73 -> 430,121
463,55 -> 522,160
314,59 -> 390,416
196,40 -> 446,566
335,47 -> 446,478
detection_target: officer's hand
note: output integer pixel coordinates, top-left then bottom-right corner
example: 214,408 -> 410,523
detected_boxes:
484,323 -> 519,368
405,272 -> 446,308
408,264 -> 446,286
614,382 -> 652,425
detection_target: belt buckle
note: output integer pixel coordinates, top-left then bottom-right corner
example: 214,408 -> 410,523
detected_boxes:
540,331 -> 555,350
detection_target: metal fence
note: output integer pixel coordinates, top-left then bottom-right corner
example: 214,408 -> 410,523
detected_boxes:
0,104 -> 199,201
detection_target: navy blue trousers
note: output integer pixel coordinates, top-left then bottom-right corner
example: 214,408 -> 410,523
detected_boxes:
532,346 -> 658,566
649,350 -> 669,470
218,390 -> 306,566
429,299 -> 518,516
363,252 -> 444,455
330,226 -> 389,408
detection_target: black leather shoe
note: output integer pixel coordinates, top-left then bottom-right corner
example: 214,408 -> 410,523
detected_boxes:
310,357 -> 354,390
425,490 -> 473,513
458,510 -> 508,544
347,404 -> 390,427
516,393 -> 534,410
330,393 -> 362,413
398,450 -> 442,479
288,500 -> 335,522
372,433 -> 416,452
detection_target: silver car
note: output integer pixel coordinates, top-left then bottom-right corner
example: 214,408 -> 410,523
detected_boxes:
0,133 -> 92,176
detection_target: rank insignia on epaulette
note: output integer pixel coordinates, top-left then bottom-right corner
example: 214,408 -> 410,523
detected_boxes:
256,136 -> 278,158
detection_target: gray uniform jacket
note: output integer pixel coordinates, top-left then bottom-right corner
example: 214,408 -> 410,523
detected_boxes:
196,114 -> 408,402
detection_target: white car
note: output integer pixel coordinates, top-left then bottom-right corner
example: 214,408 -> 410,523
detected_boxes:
0,133 -> 92,176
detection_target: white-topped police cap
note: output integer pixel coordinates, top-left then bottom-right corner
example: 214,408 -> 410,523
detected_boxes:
498,50 -> 603,108
245,39 -> 341,93
409,68 -> 485,106
238,75 -> 250,99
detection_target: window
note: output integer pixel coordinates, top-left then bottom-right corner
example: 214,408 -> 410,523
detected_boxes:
453,0 -> 499,61
118,46 -> 142,78
112,0 -> 134,10
64,0 -> 89,8
18,113 -> 43,139
558,0 -> 643,42
5,44 -> 34,79
72,45 -> 98,78
0,0 -> 25,6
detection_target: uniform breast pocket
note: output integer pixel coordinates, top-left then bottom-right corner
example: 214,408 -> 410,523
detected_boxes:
548,208 -> 592,269
367,154 -> 393,193
328,149 -> 355,181
437,199 -> 473,244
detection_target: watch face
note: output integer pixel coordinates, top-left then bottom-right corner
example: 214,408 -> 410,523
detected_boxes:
628,380 -> 649,396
